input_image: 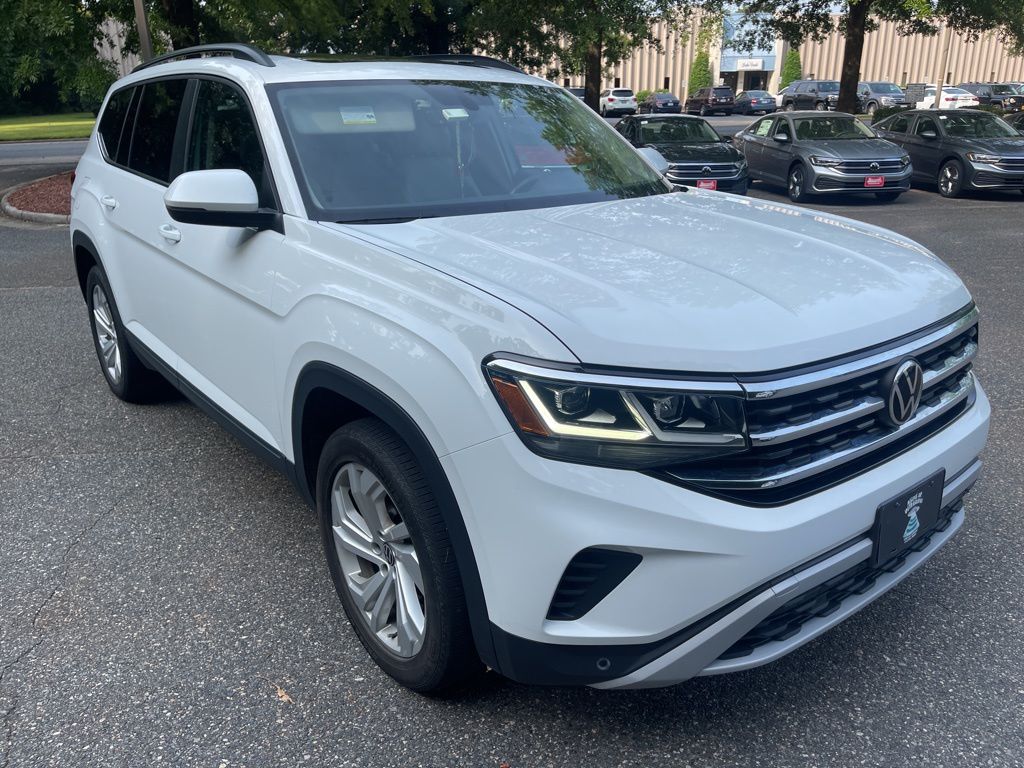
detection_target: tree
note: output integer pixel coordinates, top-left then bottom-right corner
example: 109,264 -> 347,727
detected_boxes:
779,47 -> 801,88
694,0 -> 1024,113
689,51 -> 711,92
474,0 -> 692,111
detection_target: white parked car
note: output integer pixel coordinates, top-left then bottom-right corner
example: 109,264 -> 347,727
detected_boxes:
916,86 -> 980,109
599,87 -> 638,116
71,45 -> 989,693
775,85 -> 791,107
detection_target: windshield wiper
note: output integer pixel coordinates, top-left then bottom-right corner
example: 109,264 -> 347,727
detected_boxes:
335,216 -> 427,225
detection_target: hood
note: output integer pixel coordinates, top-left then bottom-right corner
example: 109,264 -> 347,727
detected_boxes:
950,136 -> 1024,154
326,193 -> 970,373
798,138 -> 904,158
650,142 -> 740,164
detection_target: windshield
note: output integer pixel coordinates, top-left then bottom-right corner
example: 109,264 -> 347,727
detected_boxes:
940,113 -> 1018,138
746,91 -> 771,98
867,82 -> 903,94
792,115 -> 874,140
991,84 -> 1015,95
639,119 -> 720,144
818,82 -> 840,93
269,80 -> 670,223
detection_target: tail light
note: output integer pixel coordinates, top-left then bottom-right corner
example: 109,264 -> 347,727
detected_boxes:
607,97 -> 615,102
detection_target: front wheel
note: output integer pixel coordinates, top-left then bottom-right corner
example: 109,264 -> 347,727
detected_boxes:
866,102 -> 878,116
785,102 -> 796,112
814,101 -> 827,111
788,164 -> 810,202
318,418 -> 482,694
875,190 -> 901,202
938,159 -> 964,198
699,105 -> 708,116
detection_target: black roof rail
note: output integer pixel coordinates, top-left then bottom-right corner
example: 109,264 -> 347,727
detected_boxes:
132,43 -> 276,73
404,54 -> 524,73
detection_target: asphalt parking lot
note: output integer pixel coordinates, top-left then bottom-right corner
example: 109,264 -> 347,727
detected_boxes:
1,148 -> 1022,767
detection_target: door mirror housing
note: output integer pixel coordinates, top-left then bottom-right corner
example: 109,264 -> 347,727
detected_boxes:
636,146 -> 670,175
919,130 -> 938,140
164,169 -> 282,232
773,132 -> 791,143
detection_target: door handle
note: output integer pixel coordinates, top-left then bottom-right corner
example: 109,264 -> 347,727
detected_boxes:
100,195 -> 118,210
158,223 -> 181,243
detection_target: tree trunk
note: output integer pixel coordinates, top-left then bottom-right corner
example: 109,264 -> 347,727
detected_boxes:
584,32 -> 603,112
160,0 -> 199,49
837,0 -> 870,114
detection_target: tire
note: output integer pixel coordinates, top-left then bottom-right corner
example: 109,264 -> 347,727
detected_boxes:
788,163 -> 810,202
785,102 -> 796,112
699,105 -> 708,116
875,190 -> 901,202
867,102 -> 878,116
814,101 -> 826,111
938,159 -> 964,198
317,418 -> 482,694
85,266 -> 166,403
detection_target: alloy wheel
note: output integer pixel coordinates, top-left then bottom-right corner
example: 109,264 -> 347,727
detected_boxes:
331,462 -> 426,658
91,284 -> 122,385
939,163 -> 960,197
789,167 -> 805,200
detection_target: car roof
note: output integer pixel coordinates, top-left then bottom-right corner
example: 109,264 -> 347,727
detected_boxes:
777,111 -> 857,117
631,113 -> 705,120
112,51 -> 549,90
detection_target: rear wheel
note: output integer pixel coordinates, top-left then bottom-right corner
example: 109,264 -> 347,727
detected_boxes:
875,190 -> 901,202
788,163 -> 810,202
814,101 -> 827,111
785,102 -> 796,112
699,105 -> 708,116
85,266 -> 165,403
318,418 -> 482,694
938,159 -> 964,198
867,102 -> 878,116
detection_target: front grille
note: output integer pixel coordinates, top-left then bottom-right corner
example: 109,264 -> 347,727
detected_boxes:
836,159 -> 905,174
664,307 -> 978,504
974,171 -> 1024,187
667,162 -> 738,179
815,176 -> 908,190
719,498 -> 965,661
994,158 -> 1024,171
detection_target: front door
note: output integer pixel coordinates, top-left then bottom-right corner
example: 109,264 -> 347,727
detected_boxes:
905,114 -> 944,181
761,117 -> 794,183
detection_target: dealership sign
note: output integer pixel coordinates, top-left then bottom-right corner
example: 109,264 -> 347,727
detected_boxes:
737,58 -> 764,71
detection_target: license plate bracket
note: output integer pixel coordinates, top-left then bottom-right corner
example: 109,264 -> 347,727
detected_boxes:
864,175 -> 886,187
870,470 -> 945,567
696,179 -> 718,190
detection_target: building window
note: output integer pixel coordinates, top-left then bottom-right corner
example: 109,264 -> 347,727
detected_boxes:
663,76 -> 670,90
563,78 -> 570,87
614,77 -> 621,88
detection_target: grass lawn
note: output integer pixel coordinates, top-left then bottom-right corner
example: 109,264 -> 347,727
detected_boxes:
0,112 -> 95,141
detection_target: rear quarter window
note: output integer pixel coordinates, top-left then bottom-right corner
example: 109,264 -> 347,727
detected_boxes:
97,88 -> 134,162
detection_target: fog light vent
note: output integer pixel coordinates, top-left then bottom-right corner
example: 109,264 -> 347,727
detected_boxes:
546,548 -> 642,621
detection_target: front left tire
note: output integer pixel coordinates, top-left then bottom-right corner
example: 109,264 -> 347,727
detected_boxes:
938,159 -> 964,198
788,163 -> 810,202
317,418 -> 482,694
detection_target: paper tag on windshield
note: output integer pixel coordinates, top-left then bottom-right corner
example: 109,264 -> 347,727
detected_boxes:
340,107 -> 376,125
442,108 -> 469,120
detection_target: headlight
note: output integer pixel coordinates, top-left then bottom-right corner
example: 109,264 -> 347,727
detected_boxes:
485,358 -> 746,469
900,154 -> 911,167
735,159 -> 748,171
967,152 -> 1001,163
809,155 -> 843,167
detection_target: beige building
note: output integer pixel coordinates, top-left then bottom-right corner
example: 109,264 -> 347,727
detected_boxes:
558,17 -> 1024,98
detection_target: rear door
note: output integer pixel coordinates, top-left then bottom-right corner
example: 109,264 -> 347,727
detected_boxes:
96,77 -> 190,366
740,116 -> 775,175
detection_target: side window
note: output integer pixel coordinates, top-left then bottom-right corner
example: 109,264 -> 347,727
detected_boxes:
186,79 -> 274,208
753,117 -> 773,137
97,87 -> 134,163
773,118 -> 790,137
915,116 -> 938,135
888,115 -> 910,133
127,79 -> 188,183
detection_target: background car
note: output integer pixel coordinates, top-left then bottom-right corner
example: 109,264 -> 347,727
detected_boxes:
567,86 -> 585,99
734,90 -> 777,115
685,86 -> 734,116
638,91 -> 682,113
857,81 -> 907,115
782,80 -> 840,111
735,111 -> 911,202
1003,111 -> 1024,132
958,82 -> 1024,112
599,88 -> 638,116
913,85 -> 980,110
775,85 -> 791,108
616,114 -> 749,193
874,108 -> 1024,197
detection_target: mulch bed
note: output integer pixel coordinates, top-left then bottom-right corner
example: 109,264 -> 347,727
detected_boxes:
6,172 -> 73,216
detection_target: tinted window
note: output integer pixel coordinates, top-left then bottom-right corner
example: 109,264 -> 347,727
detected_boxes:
793,115 -> 873,139
915,116 -> 938,136
128,79 -> 187,183
187,79 -> 273,207
639,118 -> 719,144
940,112 -> 1018,138
98,87 -> 134,162
885,114 -> 910,133
713,88 -> 733,96
612,89 -> 634,97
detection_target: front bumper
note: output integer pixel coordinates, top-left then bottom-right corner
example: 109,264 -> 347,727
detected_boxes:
442,383 -> 989,687
967,162 -> 1024,189
810,164 -> 913,194
669,173 -> 749,194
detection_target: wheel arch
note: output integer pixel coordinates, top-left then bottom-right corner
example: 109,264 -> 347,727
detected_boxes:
71,230 -> 102,301
290,360 -> 498,669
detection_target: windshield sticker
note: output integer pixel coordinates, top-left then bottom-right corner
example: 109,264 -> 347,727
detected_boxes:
442,108 -> 469,120
340,107 -> 377,125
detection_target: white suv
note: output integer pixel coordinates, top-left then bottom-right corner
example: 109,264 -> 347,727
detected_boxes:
71,45 -> 989,693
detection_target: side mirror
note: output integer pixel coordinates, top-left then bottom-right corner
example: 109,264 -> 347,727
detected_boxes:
164,169 -> 282,232
773,133 -> 791,143
919,130 -> 938,140
636,146 -> 670,175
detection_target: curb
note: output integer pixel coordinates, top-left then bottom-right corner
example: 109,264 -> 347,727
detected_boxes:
1,174 -> 71,225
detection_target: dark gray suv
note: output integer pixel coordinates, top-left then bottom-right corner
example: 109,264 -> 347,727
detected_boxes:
736,112 -> 911,202
781,80 -> 840,111
874,109 -> 1024,197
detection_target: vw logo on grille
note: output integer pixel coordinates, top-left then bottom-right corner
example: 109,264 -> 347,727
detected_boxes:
701,165 -> 712,176
882,359 -> 924,427
869,161 -> 880,171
